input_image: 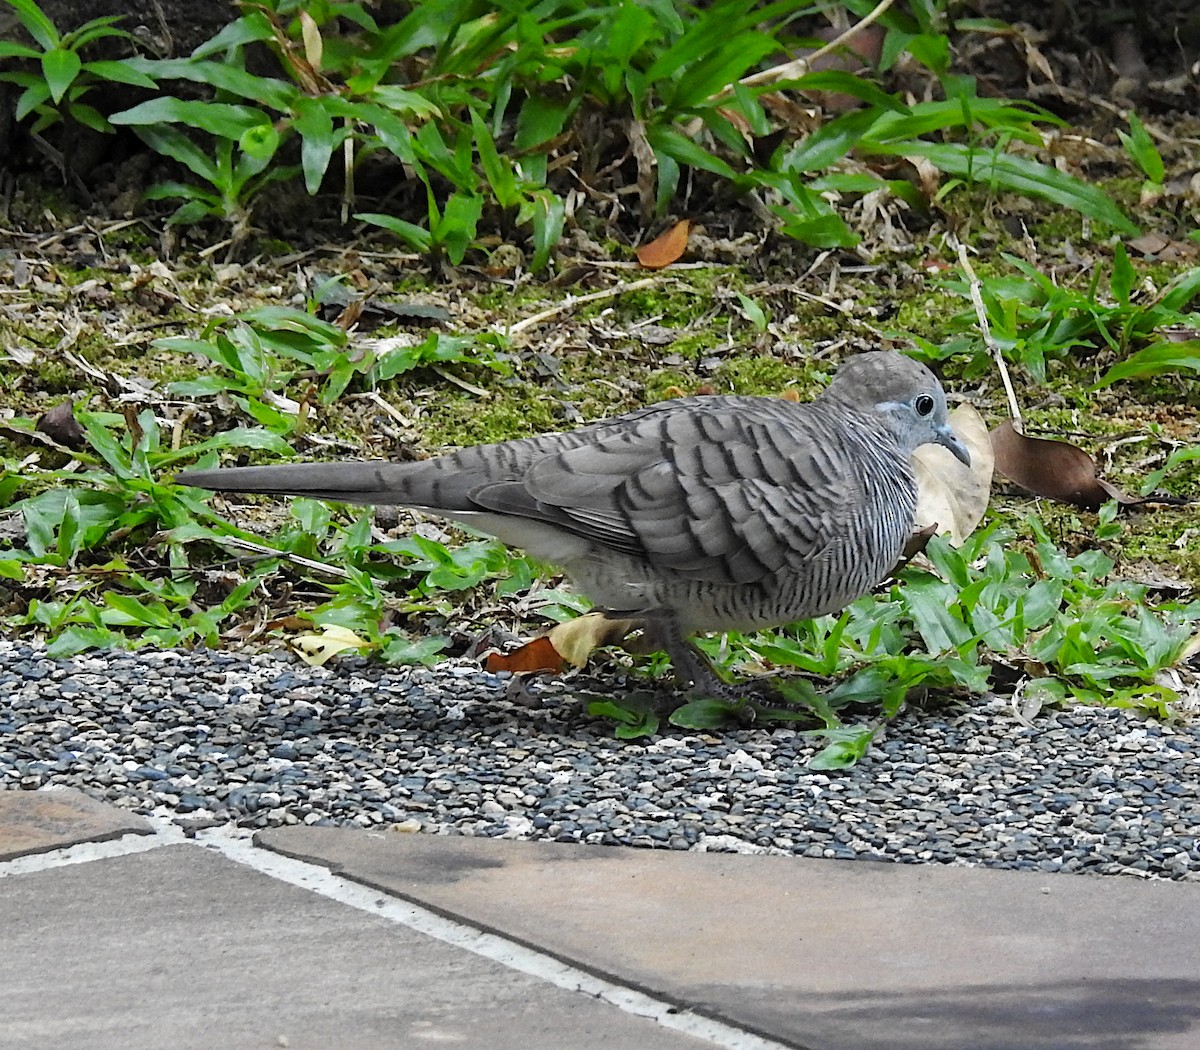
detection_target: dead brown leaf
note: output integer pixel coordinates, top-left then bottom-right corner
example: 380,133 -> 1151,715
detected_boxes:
36,399 -> 86,451
636,220 -> 691,269
990,421 -> 1140,510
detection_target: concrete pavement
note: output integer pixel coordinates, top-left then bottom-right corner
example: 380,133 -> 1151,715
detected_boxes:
2,787 -> 1199,1050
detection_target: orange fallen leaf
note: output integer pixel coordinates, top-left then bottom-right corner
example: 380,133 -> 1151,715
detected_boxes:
636,220 -> 691,269
486,635 -> 566,674
484,613 -> 643,676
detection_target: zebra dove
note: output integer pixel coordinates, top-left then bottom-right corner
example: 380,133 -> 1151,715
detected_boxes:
177,351 -> 968,697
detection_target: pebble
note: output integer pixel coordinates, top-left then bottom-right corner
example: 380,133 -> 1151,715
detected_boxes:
1,641 -> 1198,881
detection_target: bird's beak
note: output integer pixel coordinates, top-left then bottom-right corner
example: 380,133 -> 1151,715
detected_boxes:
937,424 -> 971,466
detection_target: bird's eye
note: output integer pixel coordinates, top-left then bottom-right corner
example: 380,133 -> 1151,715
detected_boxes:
915,394 -> 935,416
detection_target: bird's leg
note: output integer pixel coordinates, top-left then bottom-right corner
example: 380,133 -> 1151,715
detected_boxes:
636,613 -> 772,705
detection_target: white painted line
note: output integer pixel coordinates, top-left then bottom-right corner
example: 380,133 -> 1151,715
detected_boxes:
194,823 -> 795,1050
0,824 -> 184,878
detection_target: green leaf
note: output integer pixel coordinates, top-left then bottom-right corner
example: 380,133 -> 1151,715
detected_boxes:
528,191 -> 564,271
790,71 -> 910,114
587,698 -> 659,738
379,634 -> 448,665
67,101 -> 111,134
41,47 -> 80,104
781,107 -> 880,174
14,79 -> 51,121
46,626 -> 116,658
435,191 -> 483,265
0,41 -> 41,59
102,592 -> 176,628
646,124 -> 735,179
123,56 -> 297,112
806,726 -> 877,769
167,199 -> 219,226
7,0 -> 59,50
668,697 -> 741,729
1095,340 -> 1200,386
293,96 -> 341,194
471,109 -> 518,208
514,94 -> 570,183
56,491 -> 83,564
239,122 -> 281,162
63,15 -> 130,50
162,427 -> 292,467
82,59 -> 157,88
1117,112 -> 1164,184
356,212 -> 432,252
111,97 -> 271,140
189,12 -> 276,57
1110,241 -> 1134,306
871,141 -> 1138,235
138,121 -> 220,181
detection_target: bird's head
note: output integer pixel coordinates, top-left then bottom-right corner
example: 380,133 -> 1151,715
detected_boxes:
824,351 -> 970,466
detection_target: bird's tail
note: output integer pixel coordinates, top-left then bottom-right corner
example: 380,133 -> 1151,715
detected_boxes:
175,460 -> 432,506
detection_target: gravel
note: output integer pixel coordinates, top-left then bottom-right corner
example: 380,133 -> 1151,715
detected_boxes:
2,639 -> 1197,881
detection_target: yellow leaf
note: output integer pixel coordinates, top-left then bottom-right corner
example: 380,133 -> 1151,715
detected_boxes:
912,403 -> 994,545
292,624 -> 370,667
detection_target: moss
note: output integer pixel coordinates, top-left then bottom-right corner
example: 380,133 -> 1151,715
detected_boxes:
713,355 -> 815,396
894,288 -> 967,342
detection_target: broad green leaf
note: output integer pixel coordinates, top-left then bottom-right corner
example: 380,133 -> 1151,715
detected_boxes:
1117,112 -> 1164,184
379,634 -> 448,665
528,191 -> 564,271
292,97 -> 338,194
56,491 -> 83,564
515,94 -> 570,154
67,101 -> 111,134
7,0 -> 59,50
588,699 -> 659,738
82,59 -> 157,88
645,124 -> 735,178
471,109 -> 518,208
436,191 -> 483,265
46,626 -> 115,658
239,122 -> 281,162
14,80 -> 50,121
189,12 -> 276,57
781,70 -> 910,114
781,107 -> 880,174
41,47 -> 80,103
1110,242 -> 1134,305
668,697 -> 741,729
1096,340 -> 1200,386
123,56 -> 297,111
805,726 -> 876,769
102,592 -> 175,628
112,97 -> 271,140
356,212 -> 432,252
161,428 -> 293,467
873,141 -> 1138,235
137,115 -> 218,177
0,41 -> 40,59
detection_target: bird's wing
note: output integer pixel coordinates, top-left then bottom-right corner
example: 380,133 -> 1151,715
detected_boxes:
470,398 -> 860,585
